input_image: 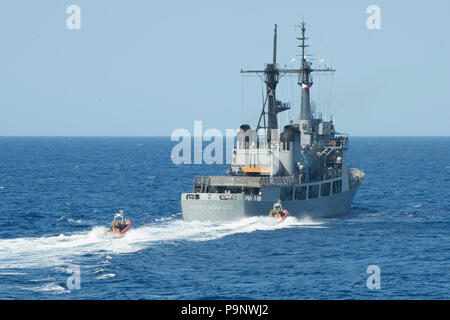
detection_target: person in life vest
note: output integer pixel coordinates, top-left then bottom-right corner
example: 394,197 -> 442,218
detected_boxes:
110,210 -> 126,231
110,219 -> 119,229
269,200 -> 283,218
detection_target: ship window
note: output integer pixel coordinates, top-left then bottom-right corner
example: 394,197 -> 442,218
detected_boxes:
243,187 -> 260,195
308,184 -> 319,199
280,187 -> 293,201
321,182 -> 331,197
333,180 -> 342,194
295,186 -> 307,200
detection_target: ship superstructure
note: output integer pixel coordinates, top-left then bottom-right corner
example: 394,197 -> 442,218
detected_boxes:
181,22 -> 364,221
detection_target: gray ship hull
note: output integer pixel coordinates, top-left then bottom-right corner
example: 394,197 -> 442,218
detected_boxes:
181,186 -> 359,222
179,24 -> 365,223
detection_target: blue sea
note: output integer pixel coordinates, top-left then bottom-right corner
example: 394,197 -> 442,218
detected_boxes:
0,137 -> 449,299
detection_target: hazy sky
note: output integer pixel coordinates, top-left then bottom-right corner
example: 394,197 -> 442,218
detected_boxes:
0,0 -> 449,136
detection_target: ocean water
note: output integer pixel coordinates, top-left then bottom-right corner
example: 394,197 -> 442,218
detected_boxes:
0,136 -> 449,299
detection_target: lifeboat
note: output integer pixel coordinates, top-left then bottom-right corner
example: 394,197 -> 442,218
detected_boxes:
275,210 -> 289,223
104,210 -> 132,238
269,201 -> 289,222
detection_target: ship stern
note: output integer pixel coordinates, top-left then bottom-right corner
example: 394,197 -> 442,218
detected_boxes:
181,193 -> 246,222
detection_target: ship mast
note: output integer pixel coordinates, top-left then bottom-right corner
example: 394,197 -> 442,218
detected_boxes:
298,22 -> 312,121
241,24 -> 290,142
240,22 -> 335,141
282,21 -> 336,128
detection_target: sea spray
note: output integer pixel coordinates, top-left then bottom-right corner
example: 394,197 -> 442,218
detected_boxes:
0,216 -> 324,269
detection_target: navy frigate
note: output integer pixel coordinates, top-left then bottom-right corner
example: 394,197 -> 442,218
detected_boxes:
181,22 -> 364,221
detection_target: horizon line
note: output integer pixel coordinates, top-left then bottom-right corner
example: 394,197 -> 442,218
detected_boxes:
1,135 -> 450,138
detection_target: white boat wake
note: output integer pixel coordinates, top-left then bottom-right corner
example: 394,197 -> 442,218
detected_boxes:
0,215 -> 324,269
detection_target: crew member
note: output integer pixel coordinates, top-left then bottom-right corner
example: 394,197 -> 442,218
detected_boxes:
269,200 -> 283,217
111,210 -> 125,230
